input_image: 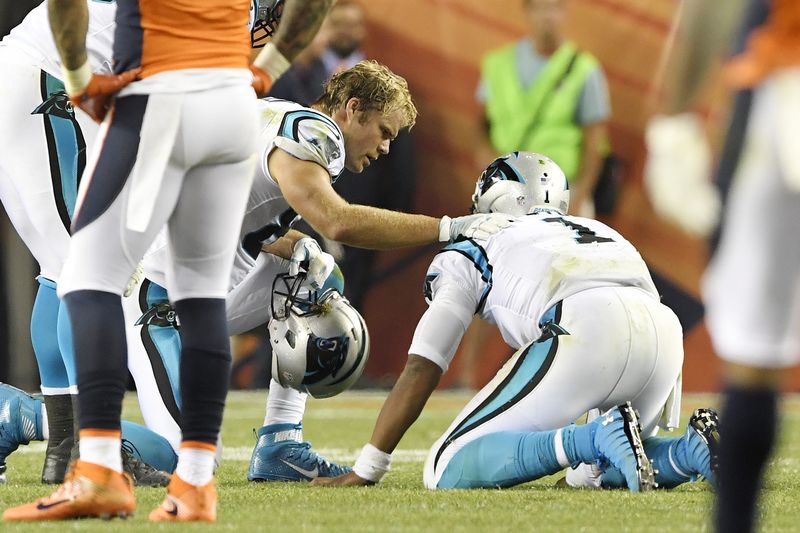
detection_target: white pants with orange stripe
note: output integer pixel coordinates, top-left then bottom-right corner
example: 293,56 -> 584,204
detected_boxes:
58,81 -> 258,301
703,68 -> 800,369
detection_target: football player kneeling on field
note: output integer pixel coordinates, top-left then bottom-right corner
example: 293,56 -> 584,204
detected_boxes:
313,152 -> 719,492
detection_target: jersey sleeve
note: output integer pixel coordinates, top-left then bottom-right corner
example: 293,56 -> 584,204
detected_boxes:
273,110 -> 345,181
410,247 -> 487,371
424,240 -> 493,312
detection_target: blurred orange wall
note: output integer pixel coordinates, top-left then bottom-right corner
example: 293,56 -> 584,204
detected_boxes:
351,0 -> 800,392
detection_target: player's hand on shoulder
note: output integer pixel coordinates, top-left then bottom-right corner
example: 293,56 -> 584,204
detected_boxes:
289,237 -> 335,289
69,69 -> 141,123
439,213 -> 514,242
310,471 -> 375,488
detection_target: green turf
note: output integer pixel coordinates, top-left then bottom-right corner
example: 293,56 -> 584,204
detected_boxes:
1,392 -> 798,531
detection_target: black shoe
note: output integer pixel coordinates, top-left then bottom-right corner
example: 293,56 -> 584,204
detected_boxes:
121,442 -> 171,487
687,408 -> 720,488
41,435 -> 74,484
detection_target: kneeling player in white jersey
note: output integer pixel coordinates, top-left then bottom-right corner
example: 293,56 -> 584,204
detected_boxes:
315,152 -> 718,491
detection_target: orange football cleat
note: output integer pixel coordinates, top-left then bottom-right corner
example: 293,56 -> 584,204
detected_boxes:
148,474 -> 217,522
3,460 -> 135,521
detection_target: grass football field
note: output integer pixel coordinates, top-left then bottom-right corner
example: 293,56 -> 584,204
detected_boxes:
2,391 -> 800,532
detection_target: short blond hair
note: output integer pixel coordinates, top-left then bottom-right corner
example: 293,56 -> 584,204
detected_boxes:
315,60 -> 417,129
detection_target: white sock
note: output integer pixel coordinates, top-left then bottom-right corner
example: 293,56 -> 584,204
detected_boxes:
40,404 -> 49,441
175,445 -> 216,486
79,433 -> 122,472
264,379 -> 308,426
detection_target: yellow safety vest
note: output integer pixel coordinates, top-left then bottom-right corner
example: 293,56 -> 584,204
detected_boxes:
482,41 -> 601,182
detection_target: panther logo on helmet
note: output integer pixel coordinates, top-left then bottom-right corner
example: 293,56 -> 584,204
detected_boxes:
472,152 -> 570,216
269,272 -> 370,399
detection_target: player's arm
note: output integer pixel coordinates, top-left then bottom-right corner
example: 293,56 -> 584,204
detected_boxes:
271,0 -> 332,61
662,0 -> 747,114
569,121 -> 606,216
49,0 -> 138,121
261,229 -> 310,260
250,0 -> 332,95
358,354 -> 442,462
48,0 -> 88,70
644,0 -> 746,236
311,354 -> 443,486
271,149 -> 468,249
313,283 -> 476,487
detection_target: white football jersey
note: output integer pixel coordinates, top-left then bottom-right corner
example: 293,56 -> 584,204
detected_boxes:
230,97 -> 345,287
413,210 -> 659,367
2,0 -> 116,77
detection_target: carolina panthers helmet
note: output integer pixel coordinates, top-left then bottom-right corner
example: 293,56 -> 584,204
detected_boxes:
249,0 -> 284,48
471,152 -> 570,216
269,273 -> 369,399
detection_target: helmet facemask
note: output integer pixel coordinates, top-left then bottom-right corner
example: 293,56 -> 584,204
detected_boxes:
250,0 -> 284,48
269,273 -> 370,398
270,271 -> 334,320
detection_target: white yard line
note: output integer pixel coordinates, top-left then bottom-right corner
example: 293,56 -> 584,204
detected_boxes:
14,442 -> 429,463
221,447 -> 428,462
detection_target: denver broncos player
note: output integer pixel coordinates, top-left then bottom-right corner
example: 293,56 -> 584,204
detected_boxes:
315,153 -> 716,493
0,1 -> 339,488
646,1 -> 800,530
0,0 -> 326,489
0,0 -> 174,488
1,0 -> 333,523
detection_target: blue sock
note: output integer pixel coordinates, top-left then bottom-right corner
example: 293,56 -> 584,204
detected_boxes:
601,436 -> 693,489
31,278 -> 70,392
644,437 -> 693,489
56,297 -> 77,387
563,423 -> 598,464
437,427 -> 593,489
121,420 -> 178,473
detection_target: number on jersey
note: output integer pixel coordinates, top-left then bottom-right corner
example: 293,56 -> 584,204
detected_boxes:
543,217 -> 614,244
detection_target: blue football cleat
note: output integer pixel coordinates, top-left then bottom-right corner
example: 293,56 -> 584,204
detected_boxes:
684,408 -> 720,488
247,423 -> 351,482
0,383 -> 44,483
591,402 -> 656,492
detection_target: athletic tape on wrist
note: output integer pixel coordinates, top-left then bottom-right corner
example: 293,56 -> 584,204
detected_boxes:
438,216 -> 452,242
353,443 -> 392,482
253,42 -> 291,81
62,60 -> 92,96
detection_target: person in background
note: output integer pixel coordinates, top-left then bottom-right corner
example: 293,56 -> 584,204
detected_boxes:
460,0 -> 612,391
476,0 -> 610,218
